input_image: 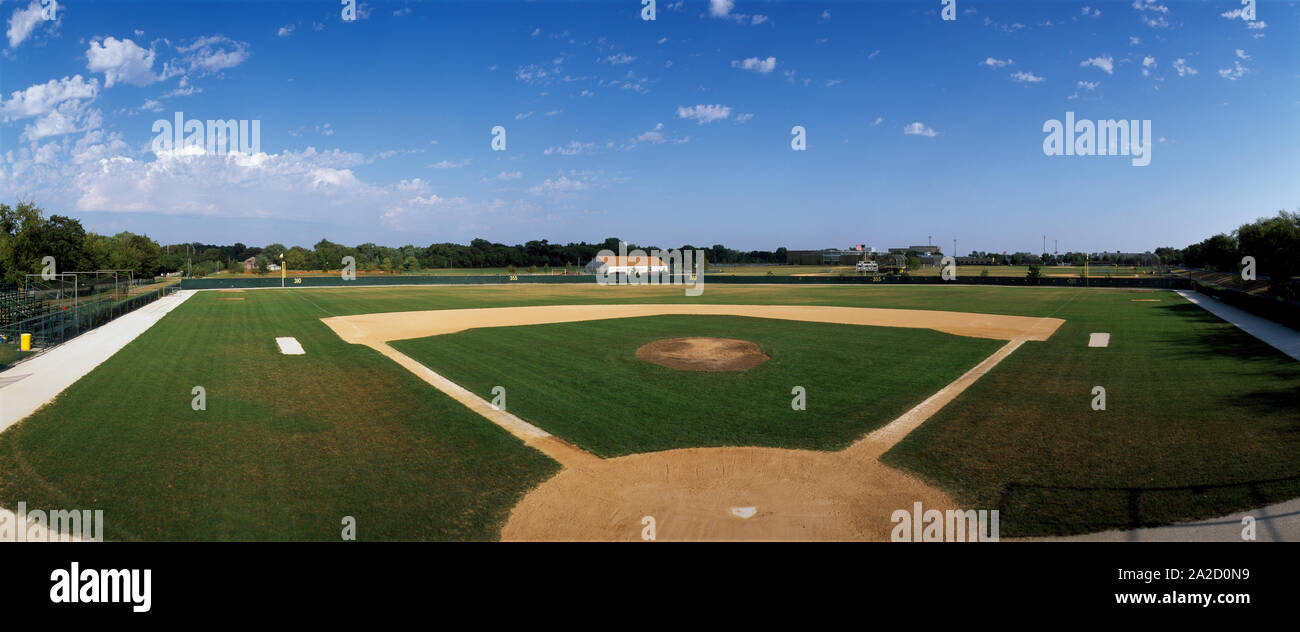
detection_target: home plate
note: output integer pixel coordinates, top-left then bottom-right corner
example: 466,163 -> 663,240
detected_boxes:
1088,333 -> 1110,348
730,507 -> 757,519
275,337 -> 306,355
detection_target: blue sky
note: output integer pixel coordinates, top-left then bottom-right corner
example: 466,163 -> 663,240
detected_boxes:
1,0 -> 1297,254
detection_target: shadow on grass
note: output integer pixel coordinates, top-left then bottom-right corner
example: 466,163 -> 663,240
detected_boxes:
1157,302 -> 1299,363
998,473 -> 1300,535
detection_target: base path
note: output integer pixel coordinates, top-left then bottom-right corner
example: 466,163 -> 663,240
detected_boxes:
1176,290 -> 1300,361
322,304 -> 1063,541
0,290 -> 194,433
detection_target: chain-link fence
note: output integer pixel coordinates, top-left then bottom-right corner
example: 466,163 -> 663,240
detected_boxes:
0,282 -> 178,369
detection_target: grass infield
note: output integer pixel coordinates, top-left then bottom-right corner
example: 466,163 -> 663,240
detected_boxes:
392,315 -> 1004,457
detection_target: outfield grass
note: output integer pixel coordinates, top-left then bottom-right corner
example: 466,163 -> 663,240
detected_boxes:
0,290 -> 559,541
392,315 -> 1003,457
0,283 -> 1296,539
881,290 -> 1300,536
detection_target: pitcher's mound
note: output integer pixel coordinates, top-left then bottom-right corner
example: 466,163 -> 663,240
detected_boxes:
636,337 -> 769,372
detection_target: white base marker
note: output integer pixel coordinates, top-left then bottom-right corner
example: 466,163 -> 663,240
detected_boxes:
1088,333 -> 1110,348
276,337 -> 306,355
730,507 -> 757,519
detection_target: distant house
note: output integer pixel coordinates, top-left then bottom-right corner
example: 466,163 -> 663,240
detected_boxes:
585,255 -> 668,275
267,263 -> 282,272
241,256 -> 257,272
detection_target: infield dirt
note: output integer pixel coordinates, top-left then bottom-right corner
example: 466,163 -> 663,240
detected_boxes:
321,303 -> 1062,540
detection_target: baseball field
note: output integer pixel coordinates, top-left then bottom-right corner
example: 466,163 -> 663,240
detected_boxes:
0,283 -> 1296,541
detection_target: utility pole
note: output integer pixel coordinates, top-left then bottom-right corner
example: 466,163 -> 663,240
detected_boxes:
953,238 -> 957,258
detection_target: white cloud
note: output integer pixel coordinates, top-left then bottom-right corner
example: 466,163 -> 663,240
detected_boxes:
731,56 -> 776,73
543,140 -> 597,156
140,98 -> 164,113
637,122 -> 666,144
604,53 -> 636,65
278,24 -> 295,37
393,7 -> 412,16
163,76 -> 201,98
903,122 -> 938,138
1246,20 -> 1267,31
86,37 -> 160,87
1172,58 -> 1197,76
676,104 -> 731,124
1141,56 -> 1156,76
1129,36 -> 1141,45
1235,49 -> 1250,60
709,0 -> 734,17
515,111 -> 533,120
7,0 -> 51,49
21,99 -> 101,142
529,175 -> 589,195
1,75 -> 98,120
430,159 -> 470,168
734,113 -> 753,123
1218,61 -> 1246,81
1079,55 -> 1114,74
1131,1 -> 1168,14
981,57 -> 1012,68
1077,80 -> 1100,91
751,15 -> 767,25
871,117 -> 883,126
1011,71 -> 1044,83
1082,6 -> 1101,17
174,35 -> 251,75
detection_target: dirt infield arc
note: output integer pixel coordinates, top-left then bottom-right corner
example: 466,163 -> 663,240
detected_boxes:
321,304 -> 1064,540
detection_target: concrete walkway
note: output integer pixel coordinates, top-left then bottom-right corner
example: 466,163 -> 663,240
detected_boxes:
1040,497 -> 1300,542
1176,290 -> 1300,361
0,290 -> 194,433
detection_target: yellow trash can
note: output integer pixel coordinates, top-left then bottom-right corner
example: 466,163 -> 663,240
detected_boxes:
20,333 -> 31,351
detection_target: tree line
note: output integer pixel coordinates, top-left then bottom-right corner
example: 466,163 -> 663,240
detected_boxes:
1157,210 -> 1299,298
1,201 -> 789,284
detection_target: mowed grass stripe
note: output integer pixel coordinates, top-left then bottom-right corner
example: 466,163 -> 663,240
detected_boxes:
392,315 -> 1004,457
0,290 -> 559,541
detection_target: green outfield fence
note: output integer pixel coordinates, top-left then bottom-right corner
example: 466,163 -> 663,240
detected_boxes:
181,274 -> 1191,290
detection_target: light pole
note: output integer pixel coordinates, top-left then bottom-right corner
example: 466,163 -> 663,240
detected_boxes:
280,253 -> 285,288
